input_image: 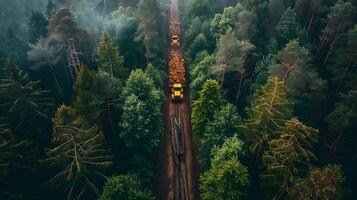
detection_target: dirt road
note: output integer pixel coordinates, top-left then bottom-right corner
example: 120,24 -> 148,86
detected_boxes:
155,0 -> 198,199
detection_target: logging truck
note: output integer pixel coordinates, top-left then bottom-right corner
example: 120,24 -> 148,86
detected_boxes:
169,51 -> 185,102
170,22 -> 181,47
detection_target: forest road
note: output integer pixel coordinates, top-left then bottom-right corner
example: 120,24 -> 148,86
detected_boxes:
155,0 -> 199,200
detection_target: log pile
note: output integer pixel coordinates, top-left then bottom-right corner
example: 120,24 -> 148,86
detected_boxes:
170,22 -> 181,36
169,51 -> 185,85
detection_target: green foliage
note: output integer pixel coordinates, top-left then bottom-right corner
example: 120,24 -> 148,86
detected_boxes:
192,79 -> 224,141
200,158 -> 249,200
288,165 -> 345,200
45,111 -> 112,199
0,65 -> 53,141
200,103 -> 241,168
242,77 -> 292,155
274,8 -> 307,48
269,39 -> 326,124
214,28 -> 242,85
73,66 -> 99,125
120,69 -> 162,178
99,174 -> 154,200
262,118 -> 318,198
190,51 -> 215,100
96,32 -> 126,79
136,0 -> 164,64
211,135 -> 245,168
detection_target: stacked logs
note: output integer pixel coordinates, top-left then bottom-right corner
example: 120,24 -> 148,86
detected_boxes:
170,21 -> 181,36
169,51 -> 185,85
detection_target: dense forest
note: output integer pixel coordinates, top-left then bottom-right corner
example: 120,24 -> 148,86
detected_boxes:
0,0 -> 356,200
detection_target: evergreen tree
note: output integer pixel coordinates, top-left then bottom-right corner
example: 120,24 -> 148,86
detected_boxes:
45,105 -> 112,200
96,32 -> 126,79
263,118 -> 319,198
210,135 -> 245,167
274,8 -> 307,48
214,28 -> 242,87
288,165 -> 345,200
192,79 -> 225,141
0,64 -> 53,143
242,77 -> 292,155
73,66 -> 99,126
200,158 -> 250,200
190,51 -> 215,100
269,39 -> 326,124
319,0 -> 356,68
200,103 -> 241,168
99,174 -> 154,200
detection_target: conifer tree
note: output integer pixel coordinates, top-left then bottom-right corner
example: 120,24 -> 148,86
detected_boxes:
96,32 -> 126,79
262,118 -> 319,198
200,158 -> 250,200
45,105 -> 112,200
0,64 -> 53,142
200,103 -> 241,168
242,77 -> 292,155
73,66 -> 99,125
214,28 -> 242,87
288,165 -> 345,200
210,135 -> 245,168
192,79 -> 225,141
99,174 -> 154,200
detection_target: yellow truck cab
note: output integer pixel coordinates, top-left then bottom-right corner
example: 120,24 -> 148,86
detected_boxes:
171,83 -> 184,101
171,35 -> 180,46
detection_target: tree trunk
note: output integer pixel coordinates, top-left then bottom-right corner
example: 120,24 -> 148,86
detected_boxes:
235,72 -> 244,106
321,34 -> 338,70
220,65 -> 227,87
307,10 -> 315,34
49,64 -> 61,92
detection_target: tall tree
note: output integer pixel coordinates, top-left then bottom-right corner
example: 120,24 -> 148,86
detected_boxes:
210,135 -> 245,168
274,8 -> 307,49
200,158 -> 250,200
99,174 -> 154,200
288,165 -> 345,200
45,105 -> 112,200
263,118 -> 319,198
96,32 -> 126,79
214,28 -> 242,87
200,103 -> 241,168
242,77 -> 292,155
192,80 -> 225,141
135,0 -> 163,64
73,66 -> 99,126
0,64 -> 53,143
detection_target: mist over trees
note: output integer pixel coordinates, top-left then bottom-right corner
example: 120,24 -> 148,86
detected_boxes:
0,0 -> 356,199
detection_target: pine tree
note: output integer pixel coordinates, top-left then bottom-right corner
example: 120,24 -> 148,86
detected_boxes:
262,118 -> 318,198
274,8 -> 307,48
242,77 -> 293,155
288,165 -> 345,200
73,66 -> 99,126
192,79 -> 225,141
45,105 -> 112,200
210,135 -> 245,168
269,39 -> 326,124
200,103 -> 241,168
214,28 -> 242,87
0,65 -> 53,142
96,32 -> 126,79
200,158 -> 250,200
99,174 -> 155,200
